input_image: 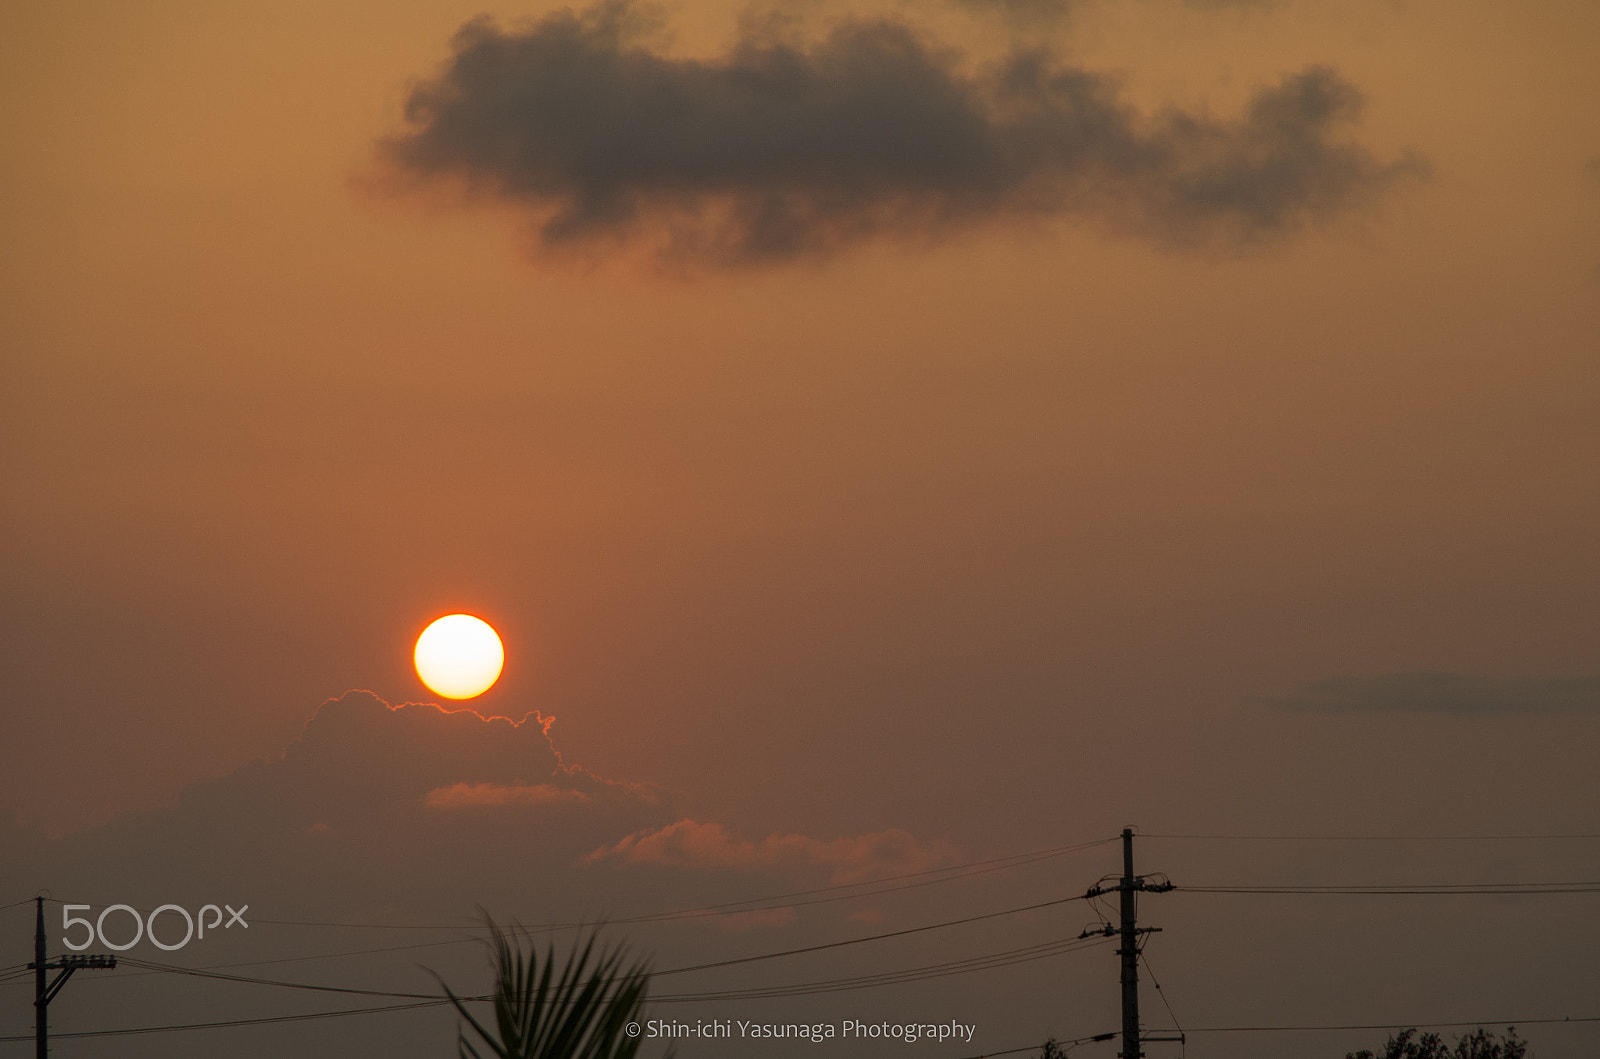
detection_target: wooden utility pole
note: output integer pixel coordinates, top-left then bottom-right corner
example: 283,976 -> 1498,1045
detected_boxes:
1081,829 -> 1180,1058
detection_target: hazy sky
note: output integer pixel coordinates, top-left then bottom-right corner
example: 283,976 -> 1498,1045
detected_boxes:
2,1 -> 1597,1056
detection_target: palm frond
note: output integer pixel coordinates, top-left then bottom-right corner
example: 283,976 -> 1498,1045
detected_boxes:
434,915 -> 658,1059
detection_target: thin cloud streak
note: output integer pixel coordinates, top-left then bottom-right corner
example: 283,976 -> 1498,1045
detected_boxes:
424,781 -> 590,808
1274,673 -> 1600,715
589,819 -> 948,883
374,1 -> 1425,268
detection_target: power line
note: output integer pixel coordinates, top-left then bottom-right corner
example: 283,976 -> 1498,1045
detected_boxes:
14,871 -> 1600,1047
1187,1016 -> 1600,1033
951,1034 -> 1113,1059
18,836 -> 1597,1046
128,889 -> 1095,987
0,933 -> 1114,1042
1145,832 -> 1600,842
1139,952 -> 1183,1040
651,892 -> 1090,978
96,848 -> 1584,1040
44,847 -> 1112,984
125,868 -> 1591,978
627,837 -> 1113,923
64,891 -> 1098,1029
1178,882 -> 1600,896
653,936 -> 1111,1003
90,932 -> 480,978
6,1005 -> 1596,1047
118,957 -> 443,1002
34,831 -> 1113,940
247,836 -> 1117,932
176,889 -> 1097,985
124,933 -> 1111,1007
0,998 -> 453,1041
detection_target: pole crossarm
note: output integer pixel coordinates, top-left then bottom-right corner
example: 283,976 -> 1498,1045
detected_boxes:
1084,879 -> 1176,899
1078,924 -> 1162,941
57,954 -> 117,970
31,897 -> 118,1058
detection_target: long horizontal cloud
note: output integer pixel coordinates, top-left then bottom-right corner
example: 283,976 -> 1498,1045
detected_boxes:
425,781 -> 591,808
1275,673 -> 1600,715
375,2 -> 1424,267
588,819 -> 947,883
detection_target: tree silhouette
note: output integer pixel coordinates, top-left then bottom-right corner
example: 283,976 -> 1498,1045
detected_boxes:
1346,1026 -> 1527,1059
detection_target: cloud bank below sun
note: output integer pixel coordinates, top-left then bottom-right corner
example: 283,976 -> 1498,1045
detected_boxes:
372,1 -> 1425,269
2,691 -> 945,927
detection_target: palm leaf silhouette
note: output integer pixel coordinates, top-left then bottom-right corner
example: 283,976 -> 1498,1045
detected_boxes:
436,917 -> 665,1059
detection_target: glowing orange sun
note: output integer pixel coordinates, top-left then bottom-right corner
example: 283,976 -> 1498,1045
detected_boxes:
414,614 -> 504,699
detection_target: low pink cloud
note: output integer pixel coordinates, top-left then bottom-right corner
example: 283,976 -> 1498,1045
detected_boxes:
424,782 -> 589,809
587,819 -> 947,884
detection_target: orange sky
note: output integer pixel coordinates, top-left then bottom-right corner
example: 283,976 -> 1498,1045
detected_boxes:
1,1 -> 1598,1055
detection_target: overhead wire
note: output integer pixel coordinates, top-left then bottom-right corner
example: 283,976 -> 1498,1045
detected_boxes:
652,935 -> 1111,1003
61,871 -> 1594,1005
246,835 -> 1117,931
1145,832 -> 1600,842
117,932 -> 1111,1008
649,892 -> 1091,978
14,832 -> 1600,1043
0,932 -> 1115,1042
1138,951 -> 1184,1054
1186,1015 -> 1600,1033
23,834 -> 1112,945
6,1009 -> 1598,1047
0,997 -> 454,1040
951,1033 -> 1114,1059
1178,882 -> 1600,896
34,889 -> 1101,1029
38,837 -> 1116,982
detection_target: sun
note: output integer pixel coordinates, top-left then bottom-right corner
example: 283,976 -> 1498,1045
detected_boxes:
414,614 -> 504,699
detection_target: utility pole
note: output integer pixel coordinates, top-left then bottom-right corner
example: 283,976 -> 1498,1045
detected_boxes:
33,897 -> 43,1059
29,896 -> 117,1057
1080,829 -> 1179,1059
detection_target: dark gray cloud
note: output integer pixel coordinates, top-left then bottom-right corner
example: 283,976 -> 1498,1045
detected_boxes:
376,2 -> 1423,267
1275,673 -> 1600,715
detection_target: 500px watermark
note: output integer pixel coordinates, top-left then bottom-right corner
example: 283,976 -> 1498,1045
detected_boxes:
626,1019 -> 978,1045
60,903 -> 249,952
